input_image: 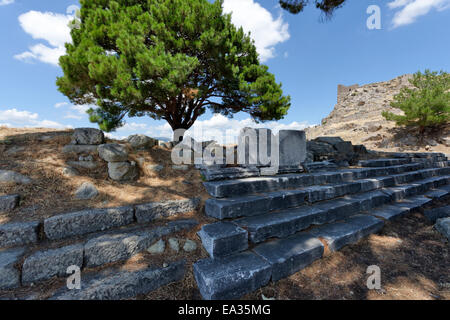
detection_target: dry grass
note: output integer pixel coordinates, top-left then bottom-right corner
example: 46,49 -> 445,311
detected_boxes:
0,127 -> 209,224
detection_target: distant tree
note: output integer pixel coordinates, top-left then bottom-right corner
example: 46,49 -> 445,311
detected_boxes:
382,70 -> 450,135
57,0 -> 290,139
279,0 -> 346,16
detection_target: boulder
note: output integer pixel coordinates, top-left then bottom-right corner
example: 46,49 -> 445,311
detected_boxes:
0,248 -> 25,290
168,238 -> 180,252
435,218 -> 450,241
0,194 -> 20,212
0,170 -> 32,184
98,144 -> 128,162
62,167 -> 80,177
62,145 -> 98,154
74,182 -> 99,200
127,134 -> 158,149
108,161 -> 138,181
71,128 -> 104,145
147,239 -> 165,254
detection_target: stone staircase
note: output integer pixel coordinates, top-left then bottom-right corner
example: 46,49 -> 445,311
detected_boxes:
0,198 -> 200,299
194,153 -> 450,300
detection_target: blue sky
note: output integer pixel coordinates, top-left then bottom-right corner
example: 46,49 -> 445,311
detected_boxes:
0,0 -> 449,141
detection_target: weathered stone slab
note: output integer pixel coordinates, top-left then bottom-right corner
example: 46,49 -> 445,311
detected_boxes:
423,205 -> 450,223
193,251 -> 272,300
350,190 -> 391,211
98,144 -> 128,162
0,221 -> 39,248
369,204 -> 410,221
53,260 -> 185,300
303,161 -> 339,173
71,128 -> 104,145
314,198 -> 361,223
198,222 -> 248,258
309,215 -> 384,251
0,194 -> 20,212
0,248 -> 25,290
424,189 -> 449,200
235,206 -> 324,244
135,198 -> 200,223
397,196 -> 432,212
435,218 -> 450,241
201,167 -> 260,181
22,244 -> 84,284
62,145 -> 98,154
238,128 -> 273,167
278,130 -> 307,168
44,206 -> 134,240
253,233 -> 324,281
0,170 -> 31,184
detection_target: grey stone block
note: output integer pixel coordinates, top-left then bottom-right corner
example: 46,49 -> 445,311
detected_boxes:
303,161 -> 339,173
358,158 -> 410,167
98,144 -> 128,162
198,222 -> 248,258
53,260 -> 185,300
238,128 -> 273,167
74,182 -> 99,200
71,128 -> 104,145
44,206 -> 134,240
397,196 -> 432,212
135,198 -> 200,223
315,198 -> 361,223
193,252 -> 272,300
0,170 -> 32,184
205,195 -> 271,220
309,215 -> 384,251
435,218 -> 450,241
369,204 -> 410,221
351,190 -> 391,211
278,130 -> 306,167
423,206 -> 450,223
253,233 -> 324,281
0,194 -> 20,212
424,189 -> 449,200
108,161 -> 138,181
0,248 -> 25,290
22,244 -> 84,284
0,221 -> 39,248
235,206 -> 324,244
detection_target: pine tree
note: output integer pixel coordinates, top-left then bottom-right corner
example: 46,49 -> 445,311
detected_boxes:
279,0 -> 346,16
57,0 -> 290,138
382,70 -> 450,135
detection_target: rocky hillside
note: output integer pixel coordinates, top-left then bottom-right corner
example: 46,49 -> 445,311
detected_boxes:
306,74 -> 450,155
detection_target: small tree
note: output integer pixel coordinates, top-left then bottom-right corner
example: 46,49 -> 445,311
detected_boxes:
57,0 -> 290,139
382,70 -> 450,135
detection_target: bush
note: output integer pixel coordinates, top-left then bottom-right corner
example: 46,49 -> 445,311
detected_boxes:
382,70 -> 450,134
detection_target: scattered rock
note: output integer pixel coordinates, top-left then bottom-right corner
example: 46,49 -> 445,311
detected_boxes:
146,164 -> 164,172
172,165 -> 189,171
62,167 -> 79,177
435,218 -> 450,241
127,134 -> 158,150
71,128 -> 105,145
98,144 -> 128,162
168,238 -> 180,252
147,239 -> 165,254
0,221 -> 40,248
108,161 -> 138,181
0,248 -> 25,290
183,239 -> 197,252
79,155 -> 94,162
0,170 -> 32,184
74,182 -> 99,200
0,194 -> 20,212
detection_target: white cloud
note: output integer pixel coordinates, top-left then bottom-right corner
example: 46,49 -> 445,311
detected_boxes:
0,0 -> 14,6
55,102 -> 69,108
15,10 -> 74,66
388,0 -> 450,28
222,0 -> 290,62
138,114 -> 312,144
0,108 -> 69,128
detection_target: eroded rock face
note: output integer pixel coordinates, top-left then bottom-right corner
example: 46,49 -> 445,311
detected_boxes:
108,161 -> 138,181
98,144 -> 128,162
71,128 -> 105,145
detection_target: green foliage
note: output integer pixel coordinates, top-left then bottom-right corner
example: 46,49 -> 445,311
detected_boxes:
57,0 -> 290,133
279,0 -> 345,16
382,70 -> 450,133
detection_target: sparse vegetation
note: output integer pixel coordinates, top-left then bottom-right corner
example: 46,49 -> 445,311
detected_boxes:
382,70 -> 450,135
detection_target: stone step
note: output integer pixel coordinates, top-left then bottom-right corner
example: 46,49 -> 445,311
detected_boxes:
381,176 -> 450,201
1,219 -> 197,290
423,205 -> 450,223
200,166 -> 260,181
252,233 -> 324,282
308,215 -> 384,252
358,158 -> 411,167
203,162 -> 430,198
197,222 -> 248,258
424,185 -> 450,200
383,152 -> 446,159
52,260 -> 186,300
205,168 -> 449,220
234,190 -> 390,244
193,251 -> 272,300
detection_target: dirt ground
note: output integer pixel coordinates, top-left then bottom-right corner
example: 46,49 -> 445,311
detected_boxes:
0,126 -> 209,224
